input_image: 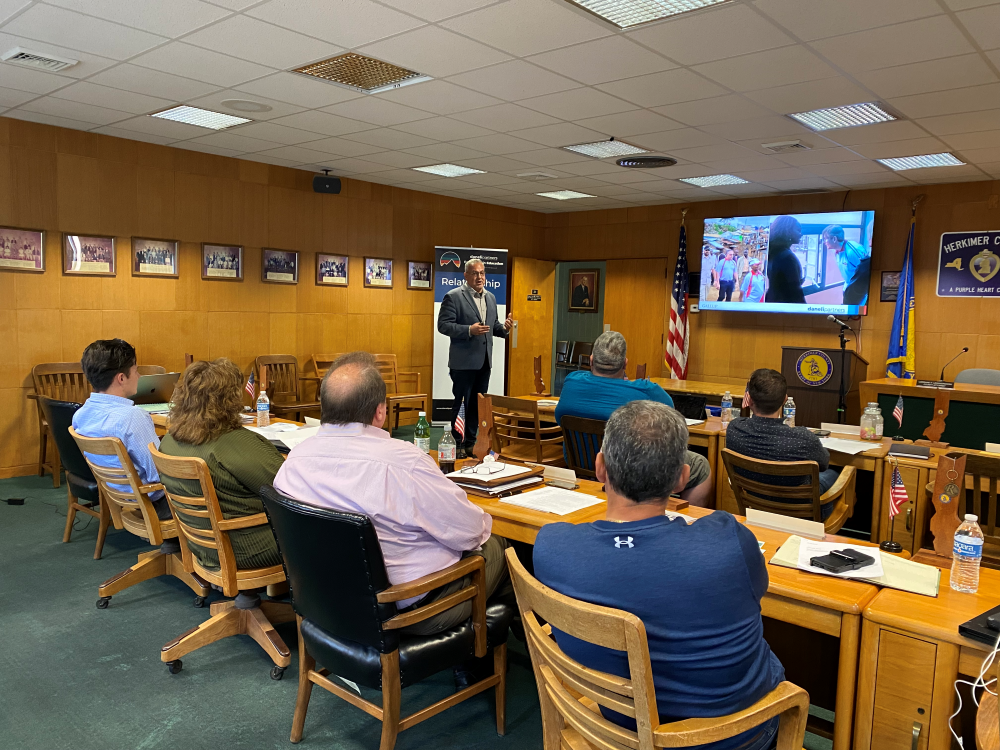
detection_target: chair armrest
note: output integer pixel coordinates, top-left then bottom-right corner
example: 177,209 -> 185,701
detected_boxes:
820,465 -> 856,504
26,393 -> 39,400
138,483 -> 165,496
377,554 -> 483,604
398,371 -> 421,393
217,512 -> 271,532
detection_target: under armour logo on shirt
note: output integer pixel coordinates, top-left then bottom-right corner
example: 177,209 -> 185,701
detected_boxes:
614,536 -> 634,548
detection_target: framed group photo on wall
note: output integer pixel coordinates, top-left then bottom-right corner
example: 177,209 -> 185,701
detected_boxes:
407,260 -> 432,290
316,253 -> 348,286
132,238 -> 178,278
262,248 -> 299,284
63,234 -> 116,276
0,226 -> 44,272
568,268 -> 599,312
364,256 -> 393,288
202,243 -> 243,281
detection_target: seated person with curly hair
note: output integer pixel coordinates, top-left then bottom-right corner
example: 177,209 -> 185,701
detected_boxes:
158,358 -> 283,570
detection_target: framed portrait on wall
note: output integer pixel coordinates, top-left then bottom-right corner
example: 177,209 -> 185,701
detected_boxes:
407,260 -> 432,290
0,226 -> 44,272
202,243 -> 243,281
132,237 -> 178,278
63,234 -> 116,276
364,257 -> 393,288
880,271 -> 900,302
316,253 -> 348,286
262,248 -> 299,284
568,269 -> 599,312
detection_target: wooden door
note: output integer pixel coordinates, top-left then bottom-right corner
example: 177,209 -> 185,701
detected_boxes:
604,258 -> 669,380
869,630 -> 937,750
509,257 -> 556,397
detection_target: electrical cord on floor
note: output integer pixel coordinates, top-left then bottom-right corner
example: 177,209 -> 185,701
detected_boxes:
34,495 -> 96,533
950,628 -> 1000,747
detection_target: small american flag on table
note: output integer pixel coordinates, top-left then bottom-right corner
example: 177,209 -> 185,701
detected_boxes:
245,371 -> 255,398
889,464 -> 908,517
455,399 -> 466,442
892,395 -> 904,426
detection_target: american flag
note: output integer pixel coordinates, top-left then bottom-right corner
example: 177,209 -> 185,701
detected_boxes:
455,399 -> 466,442
245,371 -> 255,399
742,385 -> 751,410
889,464 -> 908,517
665,224 -> 690,380
892,395 -> 904,427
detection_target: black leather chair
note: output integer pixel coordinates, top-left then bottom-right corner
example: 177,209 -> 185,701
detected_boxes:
259,486 -> 513,749
37,396 -> 109,559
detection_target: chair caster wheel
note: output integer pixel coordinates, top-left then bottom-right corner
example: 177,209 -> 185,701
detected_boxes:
271,666 -> 286,681
193,596 -> 206,608
96,597 -> 111,609
166,660 -> 182,675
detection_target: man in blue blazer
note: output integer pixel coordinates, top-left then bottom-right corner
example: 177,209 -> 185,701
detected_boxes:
438,258 -> 512,455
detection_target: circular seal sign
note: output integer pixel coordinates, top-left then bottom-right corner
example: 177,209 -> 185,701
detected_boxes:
795,350 -> 834,387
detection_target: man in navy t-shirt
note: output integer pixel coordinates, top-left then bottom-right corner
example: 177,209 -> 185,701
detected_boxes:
535,401 -> 784,750
555,331 -> 713,506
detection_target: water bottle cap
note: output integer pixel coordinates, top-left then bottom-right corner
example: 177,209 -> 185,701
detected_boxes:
419,411 -> 426,417
965,514 -> 978,522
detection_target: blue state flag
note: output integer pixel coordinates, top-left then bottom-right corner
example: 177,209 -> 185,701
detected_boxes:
886,217 -> 916,379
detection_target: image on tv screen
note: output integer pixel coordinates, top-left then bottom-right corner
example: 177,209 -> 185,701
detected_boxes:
699,210 -> 875,316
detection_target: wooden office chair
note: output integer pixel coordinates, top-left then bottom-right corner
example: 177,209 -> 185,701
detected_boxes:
309,353 -> 343,376
184,353 -> 194,367
254,355 -> 320,422
260,486 -> 513,750
505,547 -> 810,750
32,362 -> 92,488
69,428 -> 210,609
374,353 -> 428,432
977,660 -> 1000,750
149,446 -> 293,678
480,394 -> 565,466
721,448 -> 857,534
137,365 -> 167,375
635,362 -> 647,380
38,397 -> 110,559
560,415 -> 605,480
926,453 -> 1000,569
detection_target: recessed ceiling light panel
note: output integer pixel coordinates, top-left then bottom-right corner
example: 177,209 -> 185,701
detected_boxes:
294,52 -> 430,94
789,102 -> 896,131
150,105 -> 251,130
565,0 -> 732,28
563,139 -> 648,159
538,190 -> 595,200
412,164 -> 485,177
221,99 -> 273,113
679,174 -> 749,187
877,152 -> 964,171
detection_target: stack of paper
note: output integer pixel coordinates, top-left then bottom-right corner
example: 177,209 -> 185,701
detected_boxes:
501,486 -> 602,515
819,437 -> 872,455
537,399 -> 558,408
246,423 -> 320,449
685,418 -> 705,426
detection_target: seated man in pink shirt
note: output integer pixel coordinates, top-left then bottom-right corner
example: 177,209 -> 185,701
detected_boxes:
274,351 -> 511,640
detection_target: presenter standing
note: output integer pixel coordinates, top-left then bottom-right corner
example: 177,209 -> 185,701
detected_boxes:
437,259 -> 512,456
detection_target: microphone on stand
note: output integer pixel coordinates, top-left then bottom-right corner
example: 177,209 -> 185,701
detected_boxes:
939,347 -> 969,382
827,314 -> 852,330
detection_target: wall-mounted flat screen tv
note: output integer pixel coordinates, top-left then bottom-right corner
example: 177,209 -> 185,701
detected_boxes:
699,210 -> 875,316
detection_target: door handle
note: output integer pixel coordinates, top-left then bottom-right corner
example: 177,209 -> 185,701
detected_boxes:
906,507 -> 912,532
911,721 -> 921,750
511,320 -> 518,348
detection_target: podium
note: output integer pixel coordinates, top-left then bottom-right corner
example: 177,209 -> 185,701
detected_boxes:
780,346 -> 868,427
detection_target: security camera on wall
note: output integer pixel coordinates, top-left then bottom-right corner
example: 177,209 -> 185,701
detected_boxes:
313,169 -> 341,195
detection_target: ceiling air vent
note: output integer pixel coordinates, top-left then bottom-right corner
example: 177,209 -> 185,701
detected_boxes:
761,140 -> 811,154
293,53 -> 430,94
1,47 -> 78,72
516,171 -> 558,180
616,155 -> 677,169
782,188 -> 831,195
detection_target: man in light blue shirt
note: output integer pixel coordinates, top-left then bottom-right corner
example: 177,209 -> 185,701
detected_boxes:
823,225 -> 871,306
740,258 -> 766,302
72,338 -> 171,521
715,250 -> 738,302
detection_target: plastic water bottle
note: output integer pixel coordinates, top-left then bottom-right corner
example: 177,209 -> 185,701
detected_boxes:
256,390 -> 270,427
414,412 -> 431,453
783,397 -> 796,427
438,429 -> 456,462
951,514 -> 984,593
720,391 -> 733,426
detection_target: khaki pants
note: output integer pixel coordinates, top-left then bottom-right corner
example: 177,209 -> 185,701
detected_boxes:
401,535 -> 512,635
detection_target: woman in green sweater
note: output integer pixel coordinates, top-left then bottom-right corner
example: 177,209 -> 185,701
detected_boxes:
159,358 -> 283,571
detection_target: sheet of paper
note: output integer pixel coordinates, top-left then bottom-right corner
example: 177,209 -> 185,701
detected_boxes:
277,425 -> 320,449
685,418 -> 705,426
304,416 -> 320,426
246,423 -> 300,435
501,486 -> 602,515
537,399 -> 558,407
819,437 -> 871,455
447,463 -> 531,481
796,539 -> 884,579
665,510 -> 695,524
455,477 -> 544,495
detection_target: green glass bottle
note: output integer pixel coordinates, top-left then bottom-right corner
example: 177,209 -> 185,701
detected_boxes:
414,411 -> 431,453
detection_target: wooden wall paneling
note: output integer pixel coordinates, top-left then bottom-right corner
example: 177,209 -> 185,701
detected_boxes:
17,308 -> 62,384
99,158 -> 137,238
239,311 -> 270,366
12,147 -> 57,229
410,314 -> 434,369
604,258 -> 669,380
135,167 -> 175,239
61,309 -> 103,365
0,302 -> 17,389
56,153 -> 100,232
269,312 -> 299,357
320,313 -> 349,357
174,171 -> 212,241
0,140 -> 13,226
391,314 -> 413,370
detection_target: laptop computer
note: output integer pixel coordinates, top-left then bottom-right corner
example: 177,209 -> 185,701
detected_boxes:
131,373 -> 180,406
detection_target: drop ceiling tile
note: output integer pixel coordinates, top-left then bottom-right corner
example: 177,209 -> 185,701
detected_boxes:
104,114 -> 210,140
180,141 -> 242,158
744,76 -> 872,114
526,36 -> 675,86
0,86 -> 35,108
45,0 -> 230,37
919,109 -> 1000,135
452,133 -> 554,155
269,110 -> 374,136
458,186 -> 520,199
576,109 -> 683,137
985,49 -> 1000,69
131,43 -> 276,88
451,102 -> 560,131
504,148 -> 589,166
595,69 -> 727,108
255,144 -> 346,164
461,171 -> 527,185
376,0 -> 496,22
454,154 -> 535,172
669,143 -> 759,164
17,97 -> 130,126
230,121 -> 324,145
357,25 -> 510,79
0,64 -> 76,95
187,131 -> 285,152
827,172 -> 910,187
632,128 -> 722,152
87,63 -> 220,101
235,72 -> 362,109
242,153 -> 300,168
315,157 -> 394,173
942,129 -> 1000,150
732,167 -> 810,182
393,116 -> 494,141
701,116 -> 811,142
519,88 -> 634,121
92,125 -> 175,145
0,0 -> 29,24
448,60 -> 581,102
772,146 -> 865,166
592,169 -> 663,185
850,137 -> 950,159
358,151 -> 430,168
204,0 -> 261,9
627,3 -> 793,66
183,15 -> 344,69
322,97 -> 434,126
653,95 -> 772,127
375,80 -> 501,116
3,109 -> 95,131
956,5 -> 1000,50
555,159 -> 632,176
366,167 -> 440,182
507,121 -> 605,148
585,184 -> 646,197
952,146 -> 1000,163
341,128 -> 436,149
184,90 -> 305,122
693,46 -> 839,92
753,0 -> 942,41
440,0 -> 609,58
943,0 -> 1000,9
246,0 -> 424,49
757,177 -> 841,191
906,167 -> 987,182
824,120 -> 931,146
806,160 -> 892,177
0,29 -> 123,79
50,81 -> 172,115
698,154 -> 790,172
296,136 -> 384,157
889,83 -> 1000,120
855,55 -> 998,99
3,4 -> 166,60
402,142 -> 490,162
810,17 -> 974,74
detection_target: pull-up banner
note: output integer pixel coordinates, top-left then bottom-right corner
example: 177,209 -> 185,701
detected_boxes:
433,247 -> 509,423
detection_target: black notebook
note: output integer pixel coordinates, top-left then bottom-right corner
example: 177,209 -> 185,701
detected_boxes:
888,443 -> 931,460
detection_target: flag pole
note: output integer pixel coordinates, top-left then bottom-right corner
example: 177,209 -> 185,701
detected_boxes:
880,457 -> 904,553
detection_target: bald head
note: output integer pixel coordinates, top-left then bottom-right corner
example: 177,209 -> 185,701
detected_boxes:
320,352 -> 387,426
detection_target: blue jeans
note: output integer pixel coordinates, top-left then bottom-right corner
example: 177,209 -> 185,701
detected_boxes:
819,467 -> 842,519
